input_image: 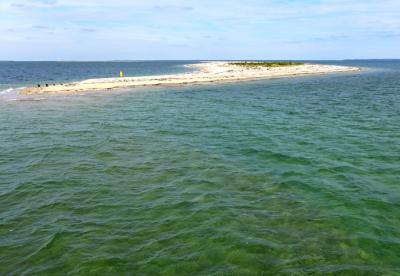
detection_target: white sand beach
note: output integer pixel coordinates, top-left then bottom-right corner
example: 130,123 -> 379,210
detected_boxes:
22,62 -> 360,94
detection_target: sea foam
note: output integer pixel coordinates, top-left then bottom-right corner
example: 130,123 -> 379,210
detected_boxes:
0,87 -> 26,101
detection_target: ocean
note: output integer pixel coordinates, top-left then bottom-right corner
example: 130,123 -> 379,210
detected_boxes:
1,60 -> 400,274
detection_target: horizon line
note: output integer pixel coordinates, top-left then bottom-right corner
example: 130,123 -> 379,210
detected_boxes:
1,58 -> 400,62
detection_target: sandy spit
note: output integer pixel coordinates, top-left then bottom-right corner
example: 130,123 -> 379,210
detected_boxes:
22,62 -> 361,94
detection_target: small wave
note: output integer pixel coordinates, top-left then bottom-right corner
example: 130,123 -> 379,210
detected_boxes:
0,88 -> 16,95
0,87 -> 27,101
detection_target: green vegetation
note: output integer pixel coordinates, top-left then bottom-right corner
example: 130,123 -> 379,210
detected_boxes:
229,61 -> 304,68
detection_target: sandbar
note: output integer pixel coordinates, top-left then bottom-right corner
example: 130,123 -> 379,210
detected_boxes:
22,62 -> 360,94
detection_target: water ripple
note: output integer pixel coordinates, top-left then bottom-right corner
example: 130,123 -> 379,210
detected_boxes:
1,60 -> 400,274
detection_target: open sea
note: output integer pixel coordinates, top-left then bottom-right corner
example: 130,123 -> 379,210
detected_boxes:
1,60 -> 400,274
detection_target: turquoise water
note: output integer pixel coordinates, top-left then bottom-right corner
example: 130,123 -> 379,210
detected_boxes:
1,61 -> 400,274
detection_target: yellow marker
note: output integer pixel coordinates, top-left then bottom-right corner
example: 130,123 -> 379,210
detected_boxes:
120,70 -> 123,77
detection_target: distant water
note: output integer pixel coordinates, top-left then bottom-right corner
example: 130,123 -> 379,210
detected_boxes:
1,60 -> 400,274
0,61 -> 197,91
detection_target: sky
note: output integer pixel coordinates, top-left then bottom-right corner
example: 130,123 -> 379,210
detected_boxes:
0,0 -> 399,60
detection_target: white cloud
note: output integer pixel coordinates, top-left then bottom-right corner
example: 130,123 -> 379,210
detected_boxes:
0,0 -> 399,60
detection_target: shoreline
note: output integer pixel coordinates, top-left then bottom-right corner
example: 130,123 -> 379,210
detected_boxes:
21,62 -> 361,94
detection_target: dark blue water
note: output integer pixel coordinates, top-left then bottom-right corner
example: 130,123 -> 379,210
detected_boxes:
0,61 -> 197,90
1,60 -> 400,274
0,60 -> 393,90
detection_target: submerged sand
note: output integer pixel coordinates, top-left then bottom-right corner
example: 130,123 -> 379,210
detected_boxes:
22,62 -> 360,94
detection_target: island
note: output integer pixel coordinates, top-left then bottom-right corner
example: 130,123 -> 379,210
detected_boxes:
22,61 -> 360,94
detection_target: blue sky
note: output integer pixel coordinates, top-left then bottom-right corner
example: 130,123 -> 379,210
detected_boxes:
0,0 -> 399,60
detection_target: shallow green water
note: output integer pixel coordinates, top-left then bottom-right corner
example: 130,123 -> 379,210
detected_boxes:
1,61 -> 400,274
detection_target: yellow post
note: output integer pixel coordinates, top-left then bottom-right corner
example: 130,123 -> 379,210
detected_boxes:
120,70 -> 123,78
